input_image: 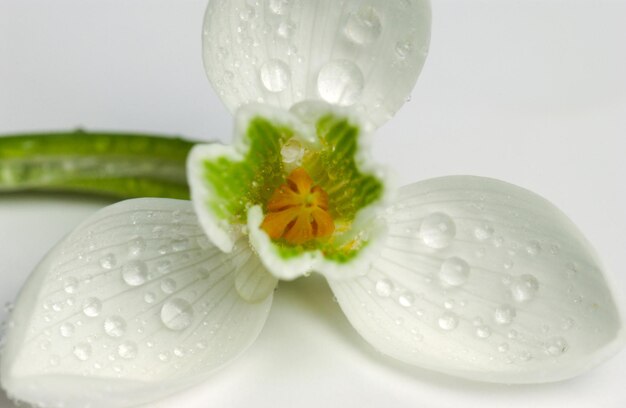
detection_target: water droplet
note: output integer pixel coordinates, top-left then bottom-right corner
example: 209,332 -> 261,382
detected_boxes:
104,316 -> 127,338
161,299 -> 194,331
171,237 -> 190,252
269,0 -> 290,15
510,274 -> 539,303
49,355 -> 60,366
144,292 -> 156,304
398,292 -> 415,307
281,138 -> 304,164
129,237 -> 146,256
63,277 -> 79,294
395,39 -> 413,58
494,304 -> 516,325
73,343 -> 92,361
118,341 -> 138,360
476,325 -> 492,339
420,213 -> 456,249
161,278 -> 177,294
122,261 -> 148,287
474,224 -> 494,241
59,323 -> 75,338
526,240 -> 541,256
277,21 -> 296,39
439,257 -> 470,287
498,343 -> 509,352
82,297 -> 102,317
158,351 -> 170,362
344,6 -> 382,45
438,312 -> 459,331
317,60 -> 364,106
375,279 -> 393,297
99,253 -> 116,270
544,337 -> 568,356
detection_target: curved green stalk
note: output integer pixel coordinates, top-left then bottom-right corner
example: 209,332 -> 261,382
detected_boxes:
0,131 -> 197,199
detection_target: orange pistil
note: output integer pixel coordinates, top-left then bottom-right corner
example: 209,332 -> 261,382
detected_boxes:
261,167 -> 335,245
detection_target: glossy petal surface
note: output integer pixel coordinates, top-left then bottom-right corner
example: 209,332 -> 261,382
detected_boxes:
329,176 -> 624,383
203,0 -> 431,128
1,199 -> 274,408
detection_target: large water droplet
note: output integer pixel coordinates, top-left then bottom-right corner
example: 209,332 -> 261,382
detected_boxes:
375,279 -> 393,297
118,341 -> 138,360
344,6 -> 382,45
317,60 -> 364,106
161,299 -> 194,331
59,323 -> 75,338
281,138 -> 304,164
420,213 -> 456,249
439,257 -> 470,287
510,275 -> 539,303
73,343 -> 92,361
104,316 -> 127,338
494,304 -> 516,325
438,312 -> 459,331
82,297 -> 102,317
122,261 -> 148,287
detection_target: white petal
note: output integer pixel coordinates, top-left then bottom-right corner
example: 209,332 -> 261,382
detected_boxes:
1,198 -> 274,408
203,0 -> 431,128
328,176 -> 625,383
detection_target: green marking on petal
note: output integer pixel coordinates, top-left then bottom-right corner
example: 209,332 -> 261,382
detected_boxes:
201,117 -> 293,223
305,115 -> 384,221
192,104 -> 386,268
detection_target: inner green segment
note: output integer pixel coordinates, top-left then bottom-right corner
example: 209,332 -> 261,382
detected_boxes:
200,113 -> 384,262
202,118 -> 291,223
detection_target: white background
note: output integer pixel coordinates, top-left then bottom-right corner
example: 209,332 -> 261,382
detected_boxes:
1,0 -> 625,407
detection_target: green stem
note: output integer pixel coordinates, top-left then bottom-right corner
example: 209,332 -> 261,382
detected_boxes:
0,131 -> 197,199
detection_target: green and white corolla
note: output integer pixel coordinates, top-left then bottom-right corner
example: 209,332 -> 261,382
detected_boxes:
1,1 -> 624,407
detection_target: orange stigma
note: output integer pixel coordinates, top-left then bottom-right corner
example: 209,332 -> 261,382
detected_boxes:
261,167 -> 335,245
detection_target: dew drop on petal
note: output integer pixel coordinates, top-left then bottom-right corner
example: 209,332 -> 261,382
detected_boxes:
104,316 -> 127,338
398,292 -> 415,307
59,323 -> 75,338
122,261 -> 148,287
526,240 -> 542,256
420,213 -> 456,249
118,341 -> 138,360
73,343 -> 92,361
317,60 -> 364,106
259,60 -> 291,93
438,312 -> 459,331
82,297 -> 102,317
161,278 -> 177,294
269,0 -> 291,15
63,277 -> 78,294
474,224 -> 494,241
99,254 -> 116,270
494,304 -> 516,325
439,257 -> 470,287
545,337 -> 568,356
343,6 -> 382,46
510,274 -> 539,303
161,299 -> 194,331
476,325 -> 492,339
375,279 -> 393,297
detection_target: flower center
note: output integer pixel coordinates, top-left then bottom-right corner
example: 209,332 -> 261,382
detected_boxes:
260,167 -> 335,245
